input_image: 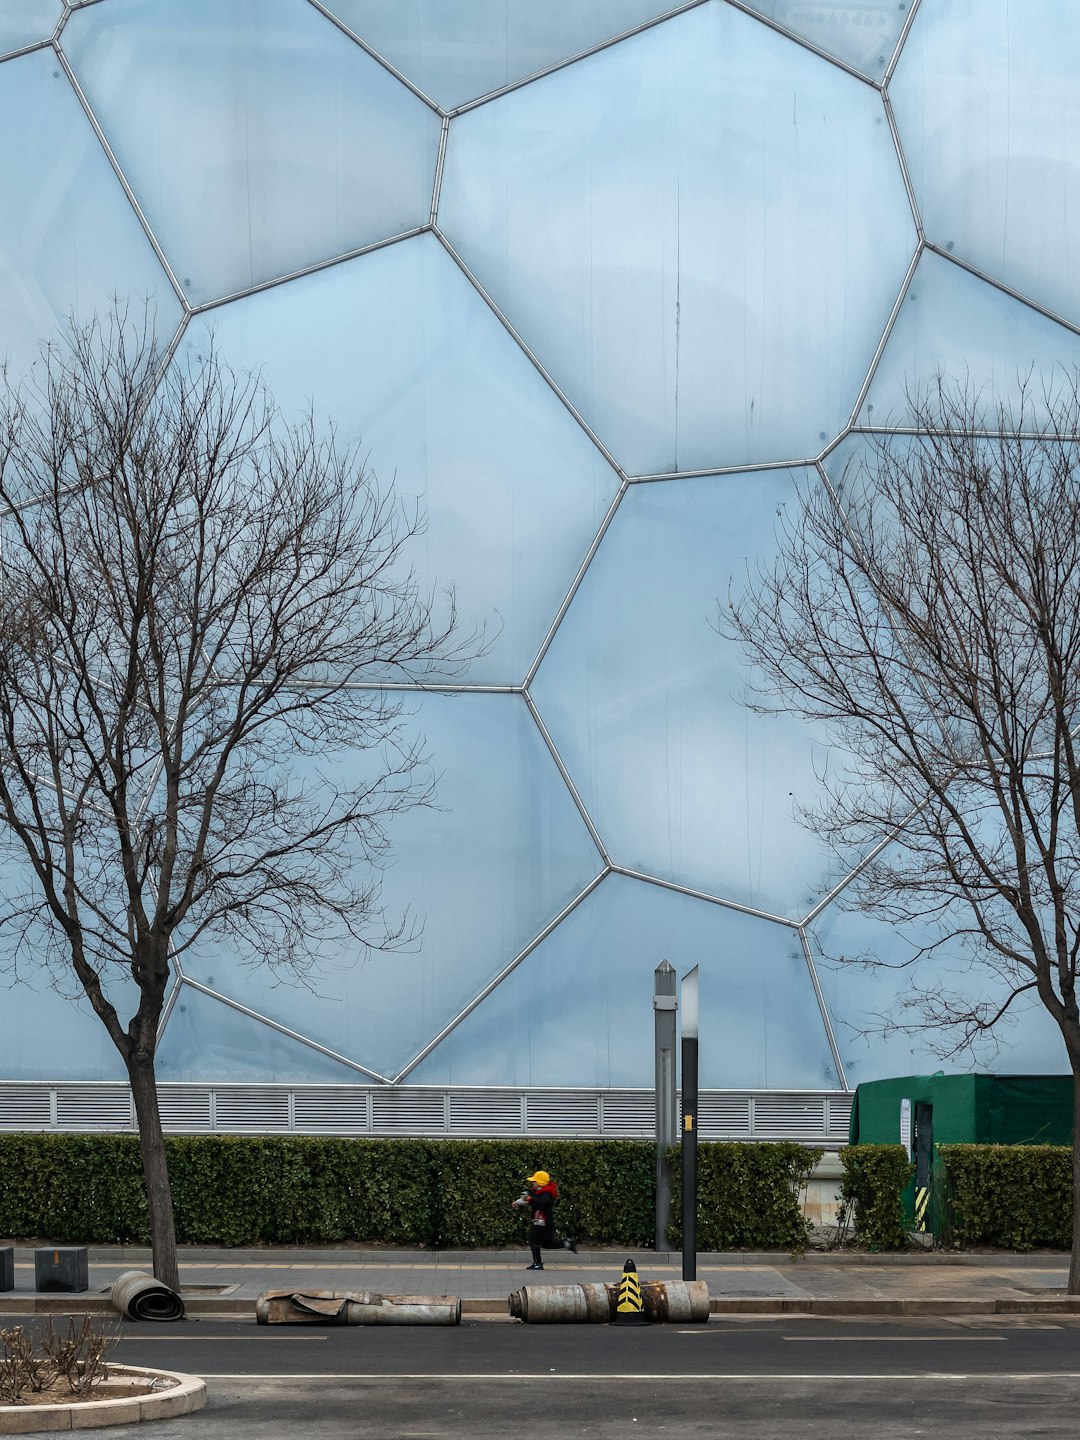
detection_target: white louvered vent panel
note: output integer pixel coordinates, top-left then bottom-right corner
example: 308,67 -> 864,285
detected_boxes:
826,1094 -> 854,1138
292,1088 -> 372,1133
371,1090 -> 447,1133
0,1086 -> 52,1129
0,1083 -> 853,1140
753,1095 -> 829,1139
599,1092 -> 655,1136
447,1092 -> 523,1135
157,1088 -> 213,1131
698,1094 -> 752,1138
54,1086 -> 135,1131
212,1088 -> 290,1131
525,1093 -> 600,1135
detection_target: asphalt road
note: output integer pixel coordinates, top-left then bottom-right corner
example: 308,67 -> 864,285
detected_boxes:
4,1314 -> 1080,1438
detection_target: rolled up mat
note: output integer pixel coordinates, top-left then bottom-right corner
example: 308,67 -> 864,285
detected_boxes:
256,1289 -> 461,1325
110,1269 -> 186,1321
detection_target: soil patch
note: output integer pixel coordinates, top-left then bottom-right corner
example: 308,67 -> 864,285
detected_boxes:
2,1376 -> 176,1409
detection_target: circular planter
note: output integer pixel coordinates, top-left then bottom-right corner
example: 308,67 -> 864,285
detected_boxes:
0,1364 -> 206,1434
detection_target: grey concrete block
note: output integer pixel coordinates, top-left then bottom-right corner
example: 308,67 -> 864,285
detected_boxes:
34,1246 -> 89,1293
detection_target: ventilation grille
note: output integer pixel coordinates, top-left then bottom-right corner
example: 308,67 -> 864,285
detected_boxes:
293,1088 -> 371,1133
158,1088 -> 213,1132
826,1093 -> 853,1139
599,1092 -> 656,1136
371,1089 -> 447,1132
0,1086 -> 51,1128
54,1085 -> 135,1132
752,1095 -> 831,1139
213,1088 -> 290,1131
699,1094 -> 752,1138
448,1091 -> 523,1135
526,1093 -> 600,1135
0,1082 -> 851,1142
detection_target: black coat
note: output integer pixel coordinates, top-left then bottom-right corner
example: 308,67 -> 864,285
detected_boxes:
527,1188 -> 558,1246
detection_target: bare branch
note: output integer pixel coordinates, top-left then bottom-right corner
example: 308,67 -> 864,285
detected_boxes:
0,304 -> 477,1286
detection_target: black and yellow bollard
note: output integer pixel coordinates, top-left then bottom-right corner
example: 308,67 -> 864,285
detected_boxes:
610,1258 -> 649,1326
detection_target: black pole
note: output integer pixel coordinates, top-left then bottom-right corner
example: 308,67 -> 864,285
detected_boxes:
680,965 -> 699,1282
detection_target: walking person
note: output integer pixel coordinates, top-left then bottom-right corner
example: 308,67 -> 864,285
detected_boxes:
512,1170 -> 578,1270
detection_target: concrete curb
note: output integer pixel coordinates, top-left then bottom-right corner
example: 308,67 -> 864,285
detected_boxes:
4,1246 -> 1073,1268
5,1296 -> 1080,1320
706,1297 -> 1080,1316
0,1365 -> 205,1434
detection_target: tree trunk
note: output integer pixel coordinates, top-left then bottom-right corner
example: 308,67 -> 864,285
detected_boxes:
1070,1062 -> 1080,1296
128,1055 -> 180,1293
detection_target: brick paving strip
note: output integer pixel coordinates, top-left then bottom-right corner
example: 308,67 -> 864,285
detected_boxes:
2,1248 -> 1077,1317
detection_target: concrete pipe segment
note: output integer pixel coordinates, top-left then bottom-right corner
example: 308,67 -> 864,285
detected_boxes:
507,1280 -> 710,1323
110,1271 -> 186,1322
506,1283 -> 613,1324
256,1290 -> 462,1325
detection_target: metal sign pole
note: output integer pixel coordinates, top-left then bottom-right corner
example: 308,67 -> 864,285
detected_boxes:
653,960 -> 678,1251
680,965 -> 699,1282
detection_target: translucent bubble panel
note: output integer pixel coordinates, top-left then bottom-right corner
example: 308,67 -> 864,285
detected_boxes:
62,0 -> 442,304
809,898 -> 1065,1084
410,873 -> 840,1088
324,0 -> 691,110
0,0 -> 59,57
179,234 -> 617,684
531,471 -> 842,918
181,693 -> 601,1079
891,0 -> 1080,326
156,985 -> 367,1084
0,49 -> 178,383
860,251 -> 1080,429
0,849 -> 137,1081
440,0 -> 914,475
739,1 -> 911,80
0,966 -> 130,1080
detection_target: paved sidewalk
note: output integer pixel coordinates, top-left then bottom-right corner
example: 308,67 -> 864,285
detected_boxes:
3,1246 -> 1078,1317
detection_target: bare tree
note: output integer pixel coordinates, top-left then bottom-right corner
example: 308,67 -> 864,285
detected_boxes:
0,310 -> 470,1289
724,377 -> 1080,1291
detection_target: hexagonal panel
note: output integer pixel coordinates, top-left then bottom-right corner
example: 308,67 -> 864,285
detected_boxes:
0,48 -> 180,384
858,250 -> 1080,429
0,848 -> 135,1081
738,1 -> 912,81
156,985 -> 369,1083
180,693 -> 601,1080
62,0 -> 442,304
179,234 -> 617,685
530,470 -> 844,919
440,0 -> 914,474
410,873 -> 841,1088
0,0 -> 59,58
891,0 -> 1080,327
809,894 -> 1065,1085
0,960 -> 131,1080
323,0 -> 692,110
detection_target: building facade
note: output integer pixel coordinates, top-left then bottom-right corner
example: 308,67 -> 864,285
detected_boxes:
0,0 -> 1070,1139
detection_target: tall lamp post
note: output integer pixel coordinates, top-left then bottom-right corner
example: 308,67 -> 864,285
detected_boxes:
680,965 -> 699,1282
653,960 -> 678,1251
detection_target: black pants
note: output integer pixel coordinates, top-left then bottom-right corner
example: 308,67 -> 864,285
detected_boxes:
531,1228 -> 573,1264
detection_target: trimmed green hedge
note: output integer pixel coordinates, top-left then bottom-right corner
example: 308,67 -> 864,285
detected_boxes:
838,1144 -> 915,1250
939,1144 -> 1073,1250
0,1135 -> 819,1250
667,1142 -> 822,1252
